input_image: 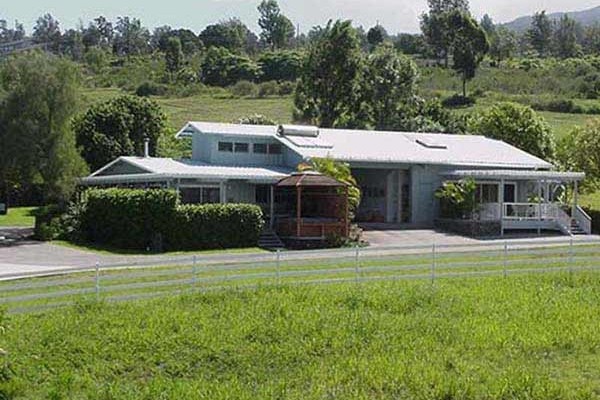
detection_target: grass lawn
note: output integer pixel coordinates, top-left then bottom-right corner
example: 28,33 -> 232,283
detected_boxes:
3,272 -> 600,399
0,207 -> 37,227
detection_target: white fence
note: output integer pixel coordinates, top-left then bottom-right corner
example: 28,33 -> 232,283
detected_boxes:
2,238 -> 600,314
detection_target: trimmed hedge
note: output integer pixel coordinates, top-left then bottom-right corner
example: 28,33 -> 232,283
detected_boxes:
77,188 -> 264,251
168,204 -> 264,250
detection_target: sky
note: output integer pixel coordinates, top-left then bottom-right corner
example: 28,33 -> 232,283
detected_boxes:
1,0 -> 599,35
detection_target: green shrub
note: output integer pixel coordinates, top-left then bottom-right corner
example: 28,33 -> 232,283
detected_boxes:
33,205 -> 64,241
135,81 -> 169,97
441,94 -> 475,108
258,81 -> 280,98
168,204 -> 264,251
229,80 -> 258,98
79,189 -> 178,251
278,81 -> 296,96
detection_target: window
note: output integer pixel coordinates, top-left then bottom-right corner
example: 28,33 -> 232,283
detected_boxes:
202,187 -> 221,204
476,183 -> 499,203
268,143 -> 282,155
255,185 -> 270,204
218,142 -> 233,152
253,143 -> 267,154
234,142 -> 249,153
180,187 -> 221,204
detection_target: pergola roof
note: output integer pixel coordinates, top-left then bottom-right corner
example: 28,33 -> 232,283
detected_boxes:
441,169 -> 585,182
275,172 -> 345,187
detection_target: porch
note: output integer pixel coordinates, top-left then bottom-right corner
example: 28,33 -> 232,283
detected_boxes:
440,169 -> 591,236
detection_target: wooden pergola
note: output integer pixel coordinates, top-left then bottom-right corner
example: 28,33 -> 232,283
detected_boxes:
274,172 -> 349,240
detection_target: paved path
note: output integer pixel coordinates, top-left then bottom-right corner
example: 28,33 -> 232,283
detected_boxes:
1,226 -> 599,280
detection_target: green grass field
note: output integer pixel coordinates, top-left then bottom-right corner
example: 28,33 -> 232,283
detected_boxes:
3,272 -> 600,399
0,207 -> 37,227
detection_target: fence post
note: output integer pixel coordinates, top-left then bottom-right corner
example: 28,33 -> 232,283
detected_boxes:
191,255 -> 197,289
431,243 -> 436,284
503,241 -> 508,278
276,249 -> 281,285
355,244 -> 360,283
95,262 -> 100,301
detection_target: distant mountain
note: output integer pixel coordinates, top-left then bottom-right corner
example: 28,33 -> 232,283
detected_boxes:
502,6 -> 600,32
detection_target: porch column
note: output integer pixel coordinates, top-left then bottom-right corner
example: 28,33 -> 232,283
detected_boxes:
500,178 -> 505,237
572,180 -> 579,218
220,181 -> 228,204
269,185 -> 275,229
537,179 -> 542,235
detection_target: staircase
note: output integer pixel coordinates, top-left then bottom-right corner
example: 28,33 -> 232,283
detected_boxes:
259,229 -> 285,250
569,219 -> 587,235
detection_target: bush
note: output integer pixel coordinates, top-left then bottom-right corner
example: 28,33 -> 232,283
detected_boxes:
79,189 -> 178,251
441,94 -> 475,108
33,205 -> 65,241
278,81 -> 296,96
135,81 -> 169,97
229,80 -> 258,97
168,204 -> 264,250
258,51 -> 304,82
258,81 -> 280,98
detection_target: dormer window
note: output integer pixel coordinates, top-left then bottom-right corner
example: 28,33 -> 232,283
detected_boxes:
218,142 -> 233,152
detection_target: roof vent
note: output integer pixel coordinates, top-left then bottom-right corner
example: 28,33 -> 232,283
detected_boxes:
416,138 -> 447,149
277,124 -> 319,138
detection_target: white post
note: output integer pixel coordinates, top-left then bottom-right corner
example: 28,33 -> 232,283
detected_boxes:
572,180 -> 579,219
537,179 -> 542,235
500,178 -> 505,237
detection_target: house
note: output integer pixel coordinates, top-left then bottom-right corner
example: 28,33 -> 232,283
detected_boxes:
82,121 -> 592,238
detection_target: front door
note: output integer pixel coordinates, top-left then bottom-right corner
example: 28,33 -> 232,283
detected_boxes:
504,183 -> 516,203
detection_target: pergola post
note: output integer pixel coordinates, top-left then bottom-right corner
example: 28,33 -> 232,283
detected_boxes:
269,185 -> 275,230
296,186 -> 302,238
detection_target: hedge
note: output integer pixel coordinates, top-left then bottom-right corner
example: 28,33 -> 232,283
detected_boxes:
77,188 -> 264,251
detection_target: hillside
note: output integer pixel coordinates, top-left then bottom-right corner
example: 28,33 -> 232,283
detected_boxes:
502,5 -> 600,31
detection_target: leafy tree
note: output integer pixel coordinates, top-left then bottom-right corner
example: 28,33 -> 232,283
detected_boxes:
258,51 -> 304,81
74,95 -> 167,171
468,102 -> 555,160
557,119 -> 600,187
32,13 -> 61,51
172,29 -> 203,55
527,11 -> 553,57
553,14 -> 581,59
448,11 -> 489,96
60,29 -> 85,60
479,14 -> 495,36
298,158 -> 361,218
150,25 -> 173,51
420,0 -> 469,66
367,25 -> 388,48
200,46 -> 260,86
435,178 -> 478,219
362,44 -> 419,130
294,20 -> 363,128
82,16 -> 113,49
113,16 -> 150,57
392,33 -> 426,55
0,19 -> 25,43
0,52 -> 88,203
583,23 -> 600,54
199,19 -> 255,53
488,26 -> 517,64
258,0 -> 295,50
165,36 -> 184,78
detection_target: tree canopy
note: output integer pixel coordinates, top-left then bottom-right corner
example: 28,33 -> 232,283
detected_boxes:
257,0 -> 295,50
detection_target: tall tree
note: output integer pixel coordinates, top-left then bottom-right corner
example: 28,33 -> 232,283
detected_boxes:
420,0 -> 469,66
583,23 -> 600,54
294,20 -> 363,128
362,44 -> 419,130
199,19 -> 254,53
257,0 -> 295,50
164,36 -> 184,78
74,96 -> 167,171
32,13 -> 61,51
82,16 -> 113,49
113,17 -> 150,57
448,11 -> 489,96
366,24 -> 388,49
0,52 -> 87,203
0,19 -> 25,43
488,26 -> 517,64
527,11 -> 553,57
553,14 -> 580,59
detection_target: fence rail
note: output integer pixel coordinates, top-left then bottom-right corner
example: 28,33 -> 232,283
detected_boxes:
2,238 -> 600,314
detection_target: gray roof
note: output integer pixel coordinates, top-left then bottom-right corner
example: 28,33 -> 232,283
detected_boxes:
441,169 -> 585,182
178,122 -> 553,169
83,157 -> 293,184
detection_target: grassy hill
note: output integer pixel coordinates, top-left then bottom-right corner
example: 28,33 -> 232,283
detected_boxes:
502,5 -> 600,31
3,273 -> 600,399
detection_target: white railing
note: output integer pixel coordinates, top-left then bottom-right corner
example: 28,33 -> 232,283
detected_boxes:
575,206 -> 593,234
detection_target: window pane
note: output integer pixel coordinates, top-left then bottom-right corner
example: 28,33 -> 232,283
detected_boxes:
234,143 -> 249,153
202,187 -> 220,204
218,142 -> 233,152
253,143 -> 267,154
268,143 -> 282,154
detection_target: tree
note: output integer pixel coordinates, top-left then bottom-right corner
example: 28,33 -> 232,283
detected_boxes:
199,19 -> 255,53
553,14 -> 580,59
468,102 -> 555,160
74,96 -> 167,171
172,29 -> 203,55
0,52 -> 88,203
420,0 -> 469,66
392,33 -> 426,55
294,20 -> 363,128
32,13 -> 61,51
200,46 -> 260,86
0,19 -> 25,43
489,26 -> 517,64
82,16 -> 113,49
479,14 -> 495,36
362,44 -> 419,130
527,11 -> 553,57
557,119 -> 600,187
367,25 -> 388,48
258,51 -> 304,82
60,29 -> 85,60
257,0 -> 295,50
448,11 -> 489,97
583,23 -> 600,54
113,17 -> 150,57
165,36 -> 184,78
150,25 -> 173,51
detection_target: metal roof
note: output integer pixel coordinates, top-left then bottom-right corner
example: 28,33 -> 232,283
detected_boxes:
441,169 -> 585,181
83,157 -> 293,184
276,172 -> 345,187
177,122 -> 553,169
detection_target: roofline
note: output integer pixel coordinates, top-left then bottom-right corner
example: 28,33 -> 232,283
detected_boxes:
88,157 -> 155,177
81,172 -> 287,185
